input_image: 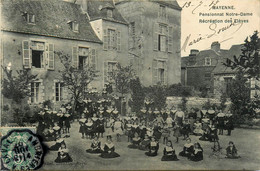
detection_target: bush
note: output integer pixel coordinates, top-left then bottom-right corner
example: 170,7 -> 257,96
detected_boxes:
167,83 -> 193,97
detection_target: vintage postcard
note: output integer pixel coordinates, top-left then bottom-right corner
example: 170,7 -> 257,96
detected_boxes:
0,0 -> 259,170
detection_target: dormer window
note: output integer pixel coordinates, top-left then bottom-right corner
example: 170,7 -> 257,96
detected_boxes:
72,22 -> 79,32
25,13 -> 35,24
107,9 -> 113,18
68,21 -> 79,33
205,57 -> 212,66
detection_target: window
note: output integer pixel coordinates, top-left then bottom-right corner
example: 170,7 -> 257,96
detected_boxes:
224,77 -> 233,96
107,62 -> 117,82
108,29 -> 117,50
72,22 -> 79,32
107,9 -> 113,18
103,28 -> 121,51
55,82 -> 64,102
72,47 -> 97,70
31,82 -> 40,103
159,5 -> 167,20
130,22 -> 136,48
205,72 -> 211,80
205,57 -> 212,66
32,50 -> 43,68
22,41 -> 54,69
158,24 -> 167,52
27,14 -> 35,24
157,61 -> 166,84
78,47 -> 89,70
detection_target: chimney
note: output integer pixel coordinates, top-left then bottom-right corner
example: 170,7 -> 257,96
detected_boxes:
75,0 -> 88,13
189,49 -> 199,56
211,41 -> 220,52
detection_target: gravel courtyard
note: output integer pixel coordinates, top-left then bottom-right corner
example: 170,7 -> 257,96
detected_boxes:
41,122 -> 260,170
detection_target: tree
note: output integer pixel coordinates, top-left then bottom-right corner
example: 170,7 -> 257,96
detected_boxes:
224,31 -> 259,80
2,67 -> 38,104
57,51 -> 98,114
110,63 -> 135,115
1,66 -> 38,125
129,77 -> 145,113
229,69 -> 252,123
144,85 -> 167,110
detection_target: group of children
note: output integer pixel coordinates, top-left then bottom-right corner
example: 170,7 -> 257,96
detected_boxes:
36,104 -> 73,142
36,101 -> 240,163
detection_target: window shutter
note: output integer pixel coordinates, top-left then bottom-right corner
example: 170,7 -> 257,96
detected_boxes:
152,59 -> 158,85
168,26 -> 173,53
22,40 -> 31,68
72,46 -> 78,68
103,61 -> 108,85
117,30 -> 121,51
91,49 -> 97,70
164,61 -> 168,85
48,43 -> 54,70
103,29 -> 108,50
153,23 -> 159,51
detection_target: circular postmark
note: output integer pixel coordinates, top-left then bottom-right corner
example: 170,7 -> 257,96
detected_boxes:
1,129 -> 44,170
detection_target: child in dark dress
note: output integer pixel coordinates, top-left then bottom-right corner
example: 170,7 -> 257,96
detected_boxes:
179,138 -> 194,157
139,134 -> 150,151
55,143 -> 73,163
188,142 -> 203,162
226,141 -> 240,159
49,139 -> 65,151
161,140 -> 179,161
128,132 -> 141,149
86,136 -> 102,154
100,136 -> 120,158
79,115 -> 87,138
145,136 -> 159,157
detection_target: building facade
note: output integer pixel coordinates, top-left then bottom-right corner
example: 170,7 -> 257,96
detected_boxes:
1,0 -> 182,108
181,42 -> 228,96
1,0 -> 102,106
115,0 -> 182,86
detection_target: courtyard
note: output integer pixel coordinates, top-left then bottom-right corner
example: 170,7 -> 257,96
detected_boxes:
41,122 -> 260,170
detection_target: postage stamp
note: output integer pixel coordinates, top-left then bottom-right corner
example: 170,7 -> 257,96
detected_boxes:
1,128 -> 44,170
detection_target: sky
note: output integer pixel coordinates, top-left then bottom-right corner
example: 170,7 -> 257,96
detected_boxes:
176,0 -> 260,56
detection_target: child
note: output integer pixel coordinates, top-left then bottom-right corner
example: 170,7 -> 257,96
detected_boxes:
145,136 -> 159,157
153,122 -> 162,141
179,138 -> 194,157
114,117 -> 124,142
92,114 -> 99,137
85,118 -> 94,139
226,141 -> 240,159
100,136 -> 120,158
49,139 -> 65,151
64,113 -> 71,137
132,121 -> 141,136
55,142 -> 73,163
97,114 -> 105,138
128,132 -> 141,149
86,136 -> 102,154
181,119 -> 190,140
165,114 -> 174,128
139,122 -> 147,140
188,142 -> 203,162
146,124 -> 154,138
161,124 -> 170,144
105,117 -> 114,137
193,120 -> 204,136
79,115 -> 87,138
53,122 -> 61,139
173,123 -> 181,143
139,134 -> 150,151
161,140 -> 179,161
126,120 -> 133,142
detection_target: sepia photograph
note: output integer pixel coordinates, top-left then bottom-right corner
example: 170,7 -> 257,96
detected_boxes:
0,0 -> 259,170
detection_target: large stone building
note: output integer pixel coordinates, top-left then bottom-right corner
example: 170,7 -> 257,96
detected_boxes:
1,0 -> 182,108
181,42 -> 228,96
115,0 -> 182,86
1,0 -> 102,106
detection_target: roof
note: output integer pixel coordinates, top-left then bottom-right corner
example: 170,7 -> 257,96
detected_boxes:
86,0 -> 128,25
1,0 -> 102,43
115,0 -> 182,10
151,0 -> 182,10
212,44 -> 243,75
